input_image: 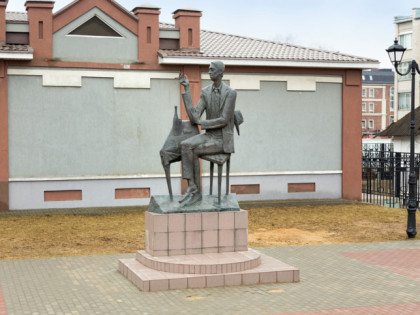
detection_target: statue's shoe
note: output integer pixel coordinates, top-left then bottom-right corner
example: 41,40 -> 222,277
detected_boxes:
179,185 -> 198,204
184,192 -> 202,207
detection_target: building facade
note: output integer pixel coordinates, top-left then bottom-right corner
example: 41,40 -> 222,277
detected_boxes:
361,69 -> 394,138
0,0 -> 378,210
393,8 -> 420,122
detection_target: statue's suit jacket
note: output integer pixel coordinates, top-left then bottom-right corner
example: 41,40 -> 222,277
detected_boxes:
182,82 -> 237,153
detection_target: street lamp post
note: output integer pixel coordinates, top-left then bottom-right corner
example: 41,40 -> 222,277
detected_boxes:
386,39 -> 417,238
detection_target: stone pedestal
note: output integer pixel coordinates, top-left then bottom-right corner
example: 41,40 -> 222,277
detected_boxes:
119,196 -> 299,292
145,210 -> 248,256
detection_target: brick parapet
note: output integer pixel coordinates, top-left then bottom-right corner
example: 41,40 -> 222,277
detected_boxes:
26,0 -> 54,60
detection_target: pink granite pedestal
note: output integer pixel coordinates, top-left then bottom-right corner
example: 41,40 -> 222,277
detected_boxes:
119,210 -> 299,292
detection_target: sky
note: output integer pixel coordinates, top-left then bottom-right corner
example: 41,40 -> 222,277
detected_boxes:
6,0 -> 420,67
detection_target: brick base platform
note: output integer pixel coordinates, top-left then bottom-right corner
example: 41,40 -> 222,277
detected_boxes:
119,208 -> 299,292
119,249 -> 299,291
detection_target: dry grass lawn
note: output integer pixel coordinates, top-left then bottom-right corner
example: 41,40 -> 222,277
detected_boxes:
0,203 -> 413,261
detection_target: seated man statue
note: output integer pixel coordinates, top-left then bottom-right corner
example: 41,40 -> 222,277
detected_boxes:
179,61 -> 237,206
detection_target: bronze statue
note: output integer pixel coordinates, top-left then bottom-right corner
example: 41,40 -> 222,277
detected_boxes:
160,106 -> 199,200
179,61 -> 237,206
160,61 -> 241,207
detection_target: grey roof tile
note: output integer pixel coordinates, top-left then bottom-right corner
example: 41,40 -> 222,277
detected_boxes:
159,25 -> 378,64
5,11 -> 28,22
159,22 -> 176,30
3,14 -> 377,64
0,43 -> 33,53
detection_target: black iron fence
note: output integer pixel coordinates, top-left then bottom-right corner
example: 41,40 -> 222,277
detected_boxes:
362,143 -> 420,208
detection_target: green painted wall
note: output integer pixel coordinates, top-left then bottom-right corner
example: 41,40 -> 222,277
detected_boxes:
53,8 -> 138,63
9,74 -> 341,179
8,76 -> 179,178
202,79 -> 342,172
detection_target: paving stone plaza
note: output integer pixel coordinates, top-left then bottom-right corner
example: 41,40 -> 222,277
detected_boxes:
0,240 -> 419,314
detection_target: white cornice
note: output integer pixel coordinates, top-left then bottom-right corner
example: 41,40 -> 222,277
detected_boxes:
0,52 -> 33,60
362,113 -> 383,116
159,56 -> 379,69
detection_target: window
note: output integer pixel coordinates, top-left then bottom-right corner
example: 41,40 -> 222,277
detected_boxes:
369,120 -> 374,129
68,16 -> 122,37
362,120 -> 366,129
398,62 -> 411,81
390,116 -> 394,124
369,103 -> 374,112
399,33 -> 412,49
362,103 -> 366,112
362,88 -> 366,97
369,88 -> 374,97
390,87 -> 394,111
399,92 -> 411,110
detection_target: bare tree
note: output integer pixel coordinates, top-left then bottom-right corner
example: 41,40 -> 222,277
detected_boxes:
273,33 -> 299,45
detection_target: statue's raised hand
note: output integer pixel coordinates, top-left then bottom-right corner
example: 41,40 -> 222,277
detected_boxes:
179,72 -> 189,88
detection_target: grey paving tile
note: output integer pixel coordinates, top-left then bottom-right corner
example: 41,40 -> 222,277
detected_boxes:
0,241 -> 419,314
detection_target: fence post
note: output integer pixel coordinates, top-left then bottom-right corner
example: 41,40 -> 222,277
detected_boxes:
395,152 -> 401,198
380,144 -> 385,180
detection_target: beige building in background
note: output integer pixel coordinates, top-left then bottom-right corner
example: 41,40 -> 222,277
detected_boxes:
393,8 -> 420,121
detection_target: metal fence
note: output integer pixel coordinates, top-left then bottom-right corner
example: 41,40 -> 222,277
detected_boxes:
362,143 -> 420,208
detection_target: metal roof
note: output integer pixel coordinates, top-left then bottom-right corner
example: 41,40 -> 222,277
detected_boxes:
362,69 -> 394,84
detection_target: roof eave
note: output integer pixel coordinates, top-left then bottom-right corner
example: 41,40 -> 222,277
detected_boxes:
0,52 -> 33,60
158,56 -> 380,69
394,16 -> 412,24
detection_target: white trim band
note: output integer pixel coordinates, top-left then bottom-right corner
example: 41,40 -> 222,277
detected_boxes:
10,170 -> 343,182
201,73 -> 342,91
7,67 -> 179,88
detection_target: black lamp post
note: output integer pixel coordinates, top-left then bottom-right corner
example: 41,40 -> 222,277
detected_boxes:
386,39 -> 417,238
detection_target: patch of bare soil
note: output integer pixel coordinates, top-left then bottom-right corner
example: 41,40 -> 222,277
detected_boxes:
249,228 -> 335,246
0,203 -> 411,260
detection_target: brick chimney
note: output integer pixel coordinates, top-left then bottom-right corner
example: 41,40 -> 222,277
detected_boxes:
25,0 -> 54,60
132,4 -> 161,64
0,0 -> 7,43
172,7 -> 202,51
